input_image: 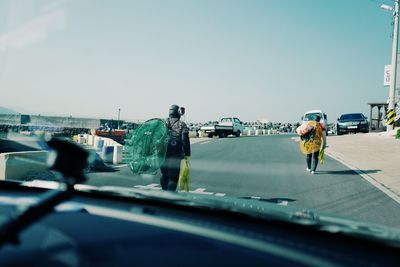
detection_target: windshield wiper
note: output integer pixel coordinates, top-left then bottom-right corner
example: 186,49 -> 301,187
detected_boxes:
0,138 -> 89,247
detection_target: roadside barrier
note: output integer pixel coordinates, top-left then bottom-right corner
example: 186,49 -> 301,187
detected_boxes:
180,129 -> 284,138
87,135 -> 94,146
86,135 -> 123,164
113,145 -> 123,164
387,109 -> 395,126
189,131 -> 198,138
0,151 -> 48,181
246,130 -> 255,136
102,146 -> 114,163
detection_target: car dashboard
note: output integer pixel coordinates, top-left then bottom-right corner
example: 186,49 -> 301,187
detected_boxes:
0,184 -> 399,267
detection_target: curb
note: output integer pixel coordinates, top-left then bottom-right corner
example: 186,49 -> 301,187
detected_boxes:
324,150 -> 400,205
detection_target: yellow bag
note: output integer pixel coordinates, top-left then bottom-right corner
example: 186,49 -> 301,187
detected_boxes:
318,148 -> 325,164
178,157 -> 190,192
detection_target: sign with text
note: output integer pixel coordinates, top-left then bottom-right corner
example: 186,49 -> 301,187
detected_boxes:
384,65 -> 391,86
383,63 -> 400,87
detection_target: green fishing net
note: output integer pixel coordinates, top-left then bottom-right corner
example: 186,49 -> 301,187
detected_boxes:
124,118 -> 169,175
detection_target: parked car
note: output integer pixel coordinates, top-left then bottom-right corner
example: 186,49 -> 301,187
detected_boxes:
336,113 -> 369,135
301,110 -> 329,135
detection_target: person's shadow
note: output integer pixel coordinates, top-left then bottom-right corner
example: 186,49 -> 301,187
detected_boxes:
316,170 -> 381,175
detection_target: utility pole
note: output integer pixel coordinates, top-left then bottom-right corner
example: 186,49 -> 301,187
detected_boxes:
388,0 -> 399,131
118,108 -> 121,130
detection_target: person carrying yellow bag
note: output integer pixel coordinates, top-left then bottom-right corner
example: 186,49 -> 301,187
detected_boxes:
297,114 -> 327,174
178,156 -> 190,192
160,105 -> 191,191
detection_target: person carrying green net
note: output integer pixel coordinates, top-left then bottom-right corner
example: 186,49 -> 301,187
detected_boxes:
160,105 -> 191,191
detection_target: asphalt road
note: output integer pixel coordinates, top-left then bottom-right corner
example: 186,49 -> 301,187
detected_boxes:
87,135 -> 400,228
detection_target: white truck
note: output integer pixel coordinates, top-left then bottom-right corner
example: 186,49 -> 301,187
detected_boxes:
301,109 -> 329,135
200,117 -> 244,138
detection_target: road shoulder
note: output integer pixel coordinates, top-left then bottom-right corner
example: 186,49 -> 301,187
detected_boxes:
325,132 -> 400,204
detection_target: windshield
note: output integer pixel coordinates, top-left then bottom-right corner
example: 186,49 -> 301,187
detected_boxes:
1,0 -> 400,233
304,113 -> 321,121
340,114 -> 364,120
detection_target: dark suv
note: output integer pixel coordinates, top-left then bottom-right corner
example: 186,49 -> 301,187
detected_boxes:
336,113 -> 369,135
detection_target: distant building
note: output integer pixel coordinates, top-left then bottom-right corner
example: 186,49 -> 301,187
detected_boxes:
257,118 -> 269,124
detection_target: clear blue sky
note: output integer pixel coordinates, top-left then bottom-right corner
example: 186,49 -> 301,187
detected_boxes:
0,0 -> 395,123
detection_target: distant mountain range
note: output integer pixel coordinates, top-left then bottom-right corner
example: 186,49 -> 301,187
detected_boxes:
0,106 -> 19,115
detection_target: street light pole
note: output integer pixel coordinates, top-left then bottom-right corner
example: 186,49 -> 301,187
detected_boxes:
388,0 -> 399,131
118,108 -> 121,130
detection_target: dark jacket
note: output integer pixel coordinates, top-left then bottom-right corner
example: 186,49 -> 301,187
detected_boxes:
166,117 -> 191,158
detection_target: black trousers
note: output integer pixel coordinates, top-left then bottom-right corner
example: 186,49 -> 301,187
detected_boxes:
306,151 -> 320,171
160,157 -> 182,191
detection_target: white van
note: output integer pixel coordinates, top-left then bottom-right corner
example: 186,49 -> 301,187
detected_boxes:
302,110 -> 329,134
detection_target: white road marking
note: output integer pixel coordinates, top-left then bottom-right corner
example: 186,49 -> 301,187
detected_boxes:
190,138 -> 211,145
277,201 -> 289,206
250,196 -> 289,206
133,184 -> 227,197
134,183 -> 161,190
199,141 -> 211,145
291,137 -> 300,142
190,188 -> 214,195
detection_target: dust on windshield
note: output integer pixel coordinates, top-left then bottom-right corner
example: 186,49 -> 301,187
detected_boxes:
0,0 -> 400,229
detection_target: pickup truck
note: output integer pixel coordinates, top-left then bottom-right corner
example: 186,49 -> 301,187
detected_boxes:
200,117 -> 244,138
